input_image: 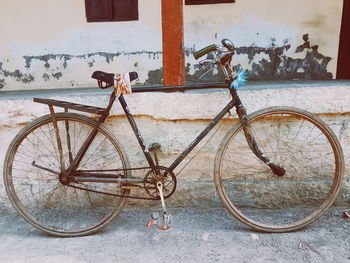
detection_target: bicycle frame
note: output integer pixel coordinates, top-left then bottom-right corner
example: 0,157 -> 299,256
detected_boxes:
65,82 -> 242,180
120,83 -> 241,174
34,80 -> 284,186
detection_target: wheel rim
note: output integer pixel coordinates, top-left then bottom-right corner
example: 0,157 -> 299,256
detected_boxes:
4,114 -> 129,236
216,108 -> 343,231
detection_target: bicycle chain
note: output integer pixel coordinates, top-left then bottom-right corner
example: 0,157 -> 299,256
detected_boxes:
67,183 -> 160,200
76,166 -> 152,173
66,166 -> 173,201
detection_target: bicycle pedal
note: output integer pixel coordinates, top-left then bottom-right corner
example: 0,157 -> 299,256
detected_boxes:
146,212 -> 172,229
157,212 -> 172,230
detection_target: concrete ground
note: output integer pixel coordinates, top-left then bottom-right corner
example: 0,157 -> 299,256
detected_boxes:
0,207 -> 349,263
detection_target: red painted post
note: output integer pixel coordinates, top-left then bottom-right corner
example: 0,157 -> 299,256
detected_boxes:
161,0 -> 185,85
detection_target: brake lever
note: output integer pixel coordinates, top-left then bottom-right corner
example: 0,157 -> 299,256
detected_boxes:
199,59 -> 215,66
216,45 -> 229,52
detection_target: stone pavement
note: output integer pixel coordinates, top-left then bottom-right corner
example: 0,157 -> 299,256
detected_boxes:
0,207 -> 349,263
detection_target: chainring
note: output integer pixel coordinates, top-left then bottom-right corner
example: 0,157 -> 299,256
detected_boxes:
144,167 -> 177,199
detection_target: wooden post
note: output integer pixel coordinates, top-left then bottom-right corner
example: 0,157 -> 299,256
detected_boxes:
161,0 -> 185,85
337,0 -> 350,79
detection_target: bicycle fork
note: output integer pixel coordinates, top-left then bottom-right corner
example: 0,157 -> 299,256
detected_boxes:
235,97 -> 285,177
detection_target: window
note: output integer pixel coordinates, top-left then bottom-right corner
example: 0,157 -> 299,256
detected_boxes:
85,0 -> 138,22
185,0 -> 235,5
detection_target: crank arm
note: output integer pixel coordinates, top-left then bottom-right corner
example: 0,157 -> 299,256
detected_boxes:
31,161 -> 60,175
156,182 -> 167,213
150,181 -> 172,230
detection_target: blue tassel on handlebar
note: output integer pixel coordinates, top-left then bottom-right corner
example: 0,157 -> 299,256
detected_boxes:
231,70 -> 247,89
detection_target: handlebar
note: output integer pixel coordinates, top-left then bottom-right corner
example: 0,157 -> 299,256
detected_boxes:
193,39 -> 235,60
193,44 -> 223,60
193,39 -> 236,81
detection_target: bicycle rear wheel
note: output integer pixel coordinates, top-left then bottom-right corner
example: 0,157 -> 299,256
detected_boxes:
214,107 -> 344,232
3,113 -> 130,236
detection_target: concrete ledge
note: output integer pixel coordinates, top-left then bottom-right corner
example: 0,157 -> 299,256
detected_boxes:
1,80 -> 350,122
1,80 -> 350,211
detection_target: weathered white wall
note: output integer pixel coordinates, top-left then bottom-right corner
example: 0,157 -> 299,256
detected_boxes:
184,0 -> 343,81
0,1 -> 344,91
0,0 -> 162,90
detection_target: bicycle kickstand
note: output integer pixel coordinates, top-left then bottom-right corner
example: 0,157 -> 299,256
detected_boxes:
146,181 -> 172,230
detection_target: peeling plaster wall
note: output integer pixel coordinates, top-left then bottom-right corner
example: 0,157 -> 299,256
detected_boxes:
0,0 -> 344,90
0,0 -> 162,91
184,0 -> 343,82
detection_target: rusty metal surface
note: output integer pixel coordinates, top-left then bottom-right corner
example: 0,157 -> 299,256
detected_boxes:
33,97 -> 107,115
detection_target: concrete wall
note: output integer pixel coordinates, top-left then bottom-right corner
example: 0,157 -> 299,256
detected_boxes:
1,82 -> 349,210
0,1 -> 344,91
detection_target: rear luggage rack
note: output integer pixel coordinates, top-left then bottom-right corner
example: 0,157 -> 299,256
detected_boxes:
34,98 -> 107,115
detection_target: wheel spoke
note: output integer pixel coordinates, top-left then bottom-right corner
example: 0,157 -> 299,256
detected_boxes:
4,113 -> 129,236
215,108 -> 343,232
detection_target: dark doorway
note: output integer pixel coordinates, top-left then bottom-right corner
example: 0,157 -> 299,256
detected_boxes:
337,0 -> 350,79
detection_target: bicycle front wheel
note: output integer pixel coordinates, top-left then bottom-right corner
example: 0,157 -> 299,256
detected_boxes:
214,107 -> 344,232
4,113 -> 130,236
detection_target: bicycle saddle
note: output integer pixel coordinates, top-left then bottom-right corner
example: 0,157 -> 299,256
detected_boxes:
92,71 -> 138,89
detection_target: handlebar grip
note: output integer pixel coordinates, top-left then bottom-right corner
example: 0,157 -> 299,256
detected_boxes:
193,44 -> 218,60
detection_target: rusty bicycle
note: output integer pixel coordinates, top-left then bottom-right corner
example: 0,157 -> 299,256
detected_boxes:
3,39 -> 344,236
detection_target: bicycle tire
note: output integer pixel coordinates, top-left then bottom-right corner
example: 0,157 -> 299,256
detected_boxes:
214,106 -> 344,232
3,113 -> 130,236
